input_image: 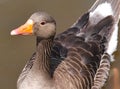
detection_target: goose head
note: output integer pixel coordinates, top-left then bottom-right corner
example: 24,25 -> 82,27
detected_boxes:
11,12 -> 56,39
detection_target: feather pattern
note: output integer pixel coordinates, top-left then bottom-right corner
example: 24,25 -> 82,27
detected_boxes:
14,0 -> 120,89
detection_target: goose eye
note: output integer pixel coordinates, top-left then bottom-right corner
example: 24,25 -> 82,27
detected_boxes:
40,21 -> 46,25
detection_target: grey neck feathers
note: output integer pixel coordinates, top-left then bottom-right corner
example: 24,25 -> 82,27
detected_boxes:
36,36 -> 54,74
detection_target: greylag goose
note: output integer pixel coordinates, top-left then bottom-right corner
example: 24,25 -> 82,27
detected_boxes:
10,0 -> 120,89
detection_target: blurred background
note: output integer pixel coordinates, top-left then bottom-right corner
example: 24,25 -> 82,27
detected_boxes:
0,0 -> 120,89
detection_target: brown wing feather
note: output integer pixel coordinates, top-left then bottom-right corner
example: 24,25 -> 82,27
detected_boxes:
52,11 -> 115,89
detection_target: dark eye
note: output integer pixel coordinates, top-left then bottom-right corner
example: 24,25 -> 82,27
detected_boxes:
40,21 -> 46,25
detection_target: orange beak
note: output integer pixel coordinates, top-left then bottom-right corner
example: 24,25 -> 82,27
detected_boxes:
10,19 -> 34,35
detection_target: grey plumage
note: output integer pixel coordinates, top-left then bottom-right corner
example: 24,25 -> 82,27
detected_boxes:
11,0 -> 120,89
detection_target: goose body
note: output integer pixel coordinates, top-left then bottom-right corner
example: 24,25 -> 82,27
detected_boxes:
11,0 -> 120,89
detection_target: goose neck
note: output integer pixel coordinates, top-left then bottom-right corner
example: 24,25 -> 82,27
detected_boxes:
35,36 -> 54,73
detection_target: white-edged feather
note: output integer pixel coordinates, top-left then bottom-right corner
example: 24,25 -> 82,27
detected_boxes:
107,24 -> 118,61
90,2 -> 113,24
89,2 -> 119,61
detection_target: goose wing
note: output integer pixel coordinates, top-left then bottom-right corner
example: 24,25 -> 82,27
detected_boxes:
17,53 -> 36,85
50,0 -> 120,88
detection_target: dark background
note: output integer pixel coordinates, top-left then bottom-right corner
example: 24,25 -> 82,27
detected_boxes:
0,0 -> 119,89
